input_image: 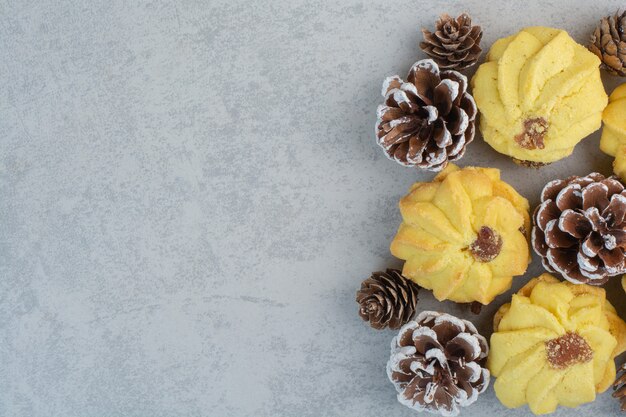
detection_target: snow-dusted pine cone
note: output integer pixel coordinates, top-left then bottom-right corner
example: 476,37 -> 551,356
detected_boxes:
375,59 -> 477,171
356,269 -> 420,330
532,173 -> 626,285
387,311 -> 489,417
420,13 -> 483,70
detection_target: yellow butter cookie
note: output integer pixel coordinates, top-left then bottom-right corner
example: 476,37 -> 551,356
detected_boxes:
390,164 -> 530,304
471,27 -> 607,165
490,274 -> 626,415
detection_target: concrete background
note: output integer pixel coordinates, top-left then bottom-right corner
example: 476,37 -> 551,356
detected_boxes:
2,0 -> 626,416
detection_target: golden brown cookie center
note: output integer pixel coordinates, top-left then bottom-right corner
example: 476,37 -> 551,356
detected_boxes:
515,117 -> 548,150
469,226 -> 502,262
545,332 -> 593,369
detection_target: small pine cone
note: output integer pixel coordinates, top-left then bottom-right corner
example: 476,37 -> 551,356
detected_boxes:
532,173 -> 626,285
614,363 -> 626,411
356,269 -> 419,330
387,311 -> 489,417
375,59 -> 477,171
420,13 -> 482,70
589,11 -> 626,76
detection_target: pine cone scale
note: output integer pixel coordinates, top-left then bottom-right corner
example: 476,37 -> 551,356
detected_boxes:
449,108 -> 468,134
413,331 -> 441,354
536,200 -> 561,230
611,17 -> 621,39
422,30 -> 439,45
600,247 -> 625,272
559,210 -> 590,238
408,138 -> 428,161
555,185 -> 580,210
607,194 -> 626,223
544,221 -> 577,247
445,336 -> 477,361
612,229 -> 626,246
446,51 -> 471,64
587,207 -> 606,230
379,106 -> 406,122
607,39 -> 619,54
439,42 -> 462,52
582,234 -> 602,256
433,124 -> 451,147
583,182 -> 609,210
403,378 -> 423,402
434,84 -> 454,113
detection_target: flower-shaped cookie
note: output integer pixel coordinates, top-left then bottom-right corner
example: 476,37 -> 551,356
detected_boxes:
472,26 -> 607,165
489,274 -> 626,415
390,164 -> 530,304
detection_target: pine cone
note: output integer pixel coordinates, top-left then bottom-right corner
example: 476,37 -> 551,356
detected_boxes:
375,59 -> 477,171
420,13 -> 482,70
532,173 -> 626,285
356,269 -> 419,330
614,362 -> 626,411
589,11 -> 626,76
387,311 -> 489,416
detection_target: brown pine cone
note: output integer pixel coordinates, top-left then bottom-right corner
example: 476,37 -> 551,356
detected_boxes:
532,173 -> 626,285
589,11 -> 626,76
387,311 -> 489,416
375,59 -> 477,171
356,269 -> 419,330
614,362 -> 626,411
420,13 -> 482,70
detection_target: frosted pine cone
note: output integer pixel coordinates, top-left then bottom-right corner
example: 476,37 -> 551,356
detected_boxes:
375,59 -> 477,171
387,311 -> 489,417
420,13 -> 483,70
532,173 -> 626,285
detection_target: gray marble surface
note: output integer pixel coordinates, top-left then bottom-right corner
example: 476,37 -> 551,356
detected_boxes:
2,1 -> 626,416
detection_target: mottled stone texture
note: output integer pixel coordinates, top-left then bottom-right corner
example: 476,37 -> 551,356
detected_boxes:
0,1 -> 625,416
